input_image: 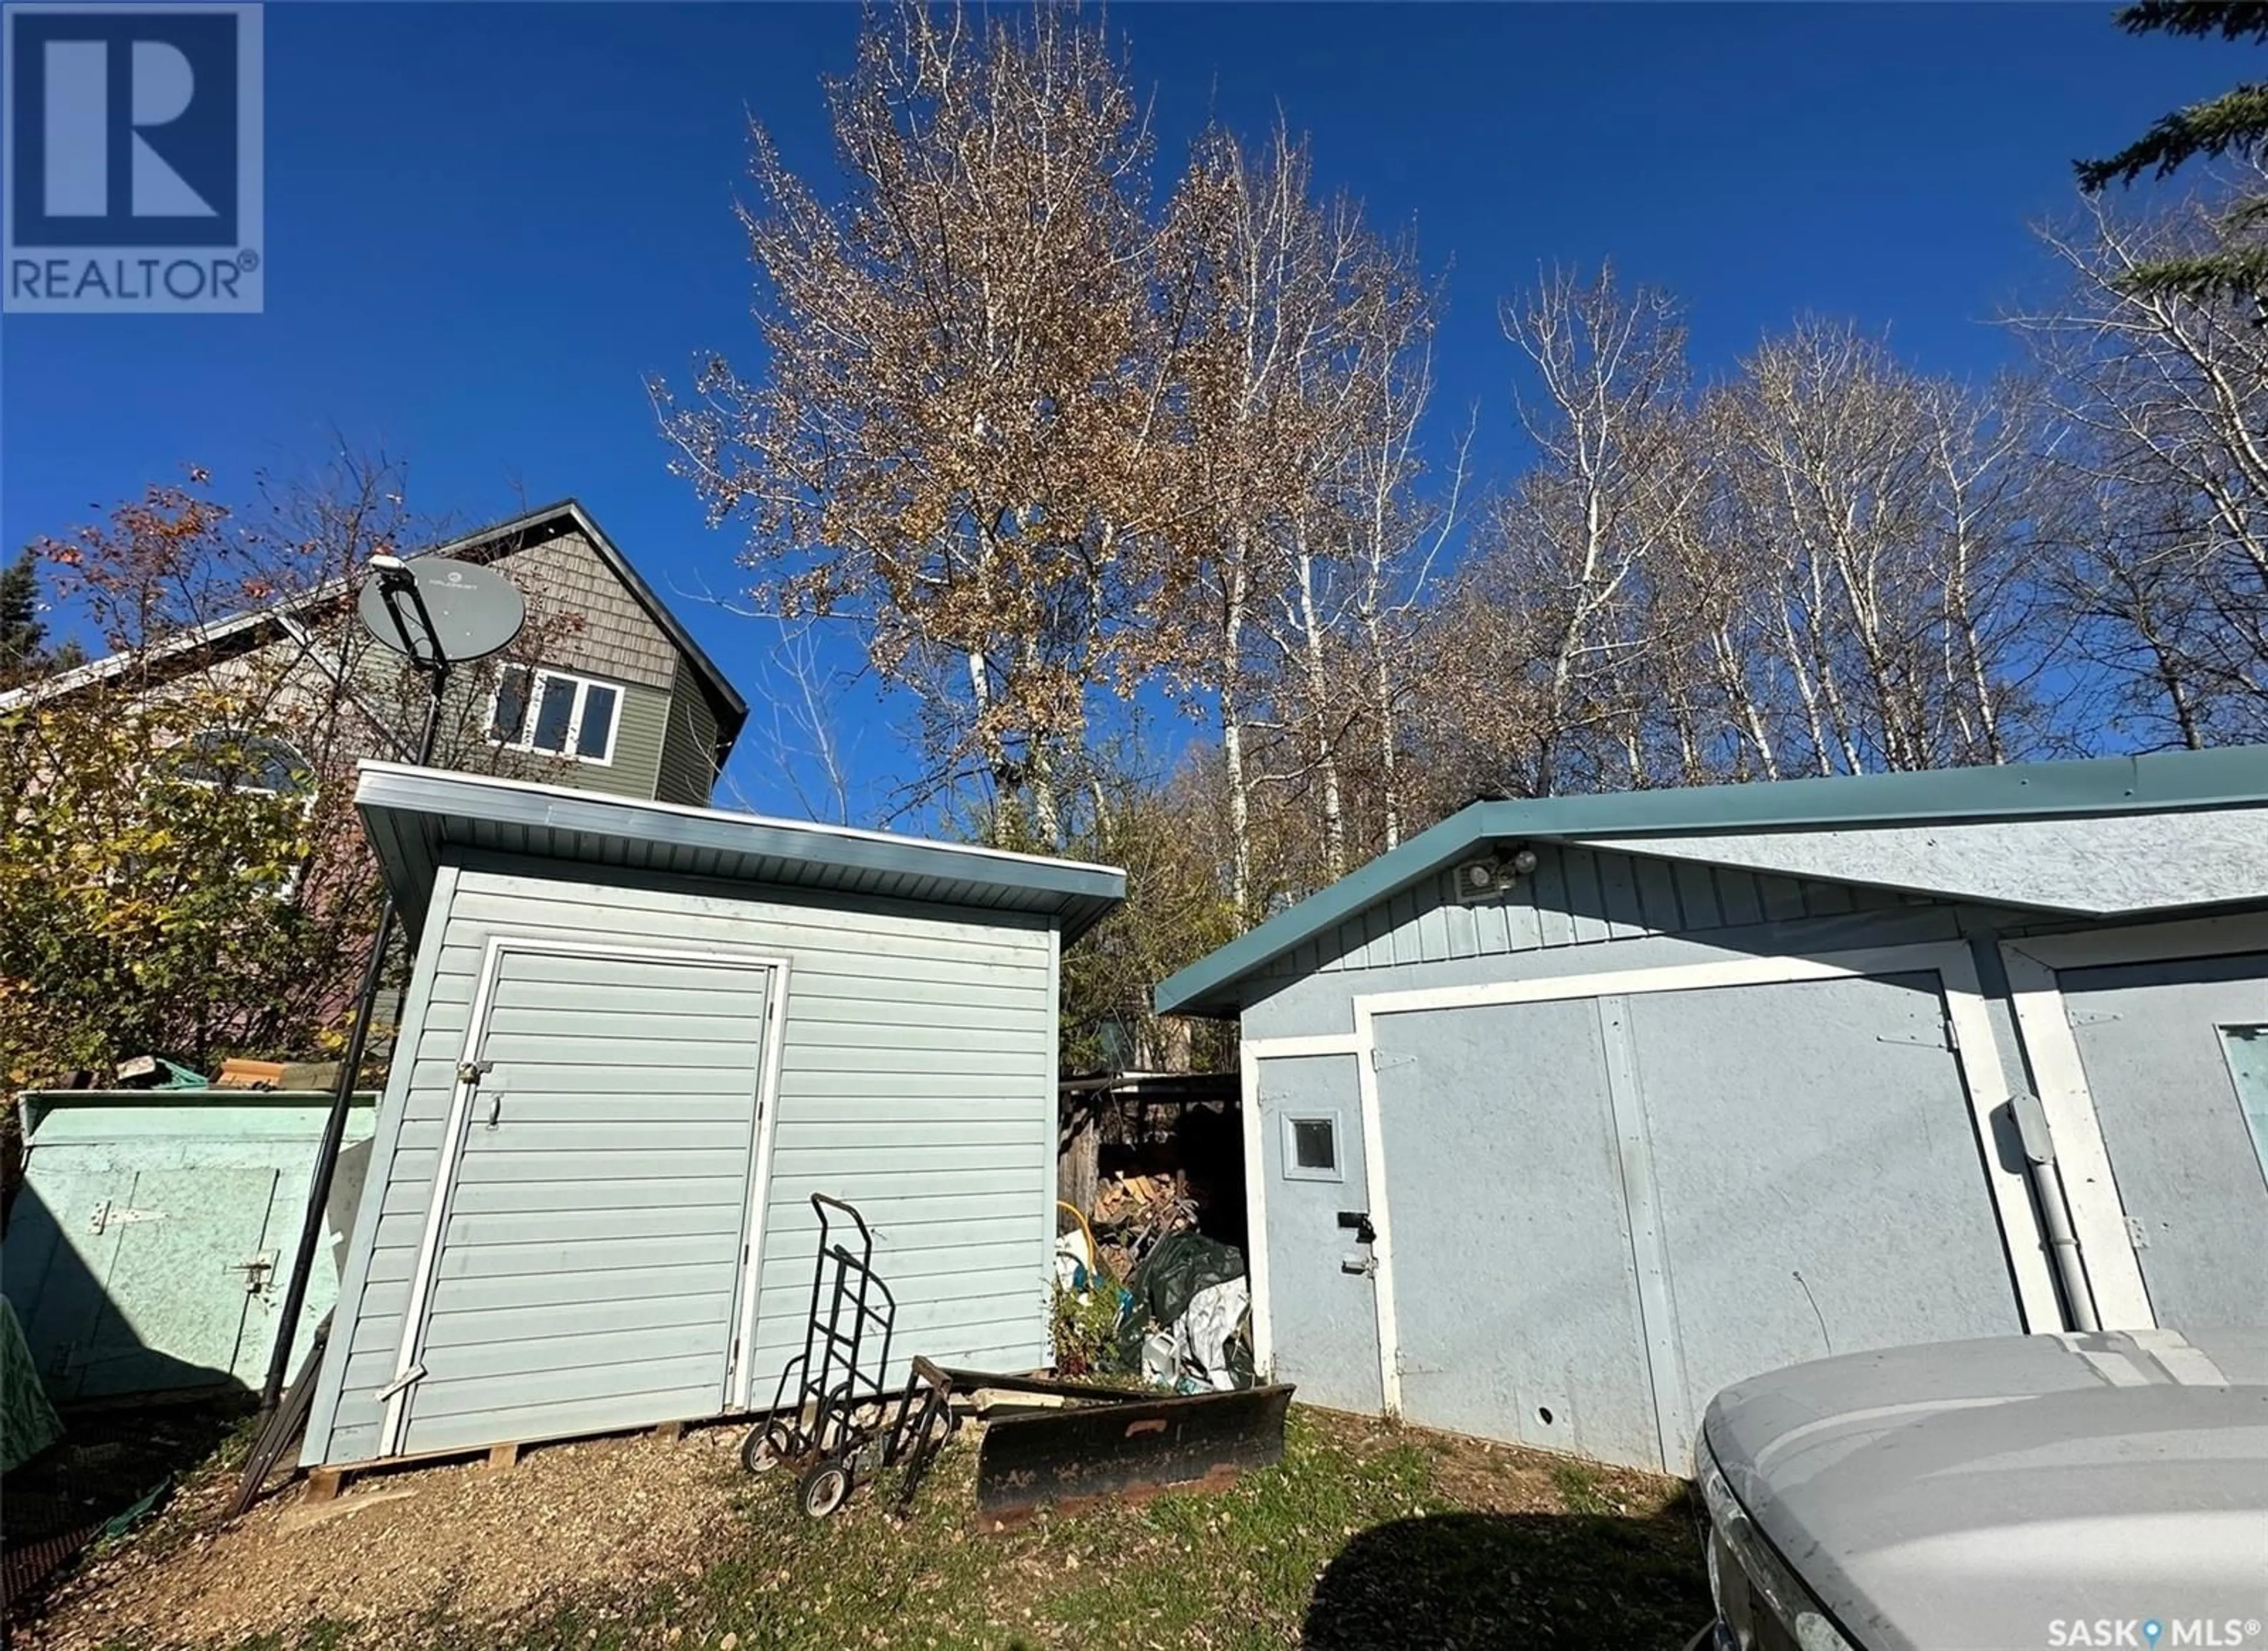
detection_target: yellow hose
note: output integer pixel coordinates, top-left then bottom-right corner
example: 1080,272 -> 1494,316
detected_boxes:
1055,1199 -> 1097,1274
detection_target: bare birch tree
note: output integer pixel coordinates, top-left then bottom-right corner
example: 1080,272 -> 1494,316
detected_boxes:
1706,323 -> 2050,773
1438,266 -> 1692,797
1163,122 -> 1383,912
2019,164 -> 2268,746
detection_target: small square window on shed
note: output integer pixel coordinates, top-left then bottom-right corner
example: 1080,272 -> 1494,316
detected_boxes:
1283,1113 -> 1343,1182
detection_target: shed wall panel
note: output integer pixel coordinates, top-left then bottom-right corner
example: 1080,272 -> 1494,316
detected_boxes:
305,859 -> 1055,1466
1374,1000 -> 1659,1466
1243,902 -> 1974,1042
2060,954 -> 2268,1327
1250,1055 -> 1381,1415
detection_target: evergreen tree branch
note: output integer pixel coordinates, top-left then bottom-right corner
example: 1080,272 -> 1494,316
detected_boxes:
2077,83 -> 2268,190
2111,243 -> 2268,309
2114,1 -> 2268,45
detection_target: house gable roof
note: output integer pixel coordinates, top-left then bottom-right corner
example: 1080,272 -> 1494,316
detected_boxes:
0,501 -> 748,763
356,761 -> 1126,943
422,501 -> 748,748
1154,746 -> 2268,1017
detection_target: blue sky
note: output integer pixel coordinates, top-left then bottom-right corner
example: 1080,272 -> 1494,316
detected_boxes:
0,3 -> 2232,817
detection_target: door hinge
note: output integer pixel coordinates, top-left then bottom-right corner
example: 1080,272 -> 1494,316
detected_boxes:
1873,1027 -> 1957,1052
87,1200 -> 164,1235
2124,1215 -> 2150,1250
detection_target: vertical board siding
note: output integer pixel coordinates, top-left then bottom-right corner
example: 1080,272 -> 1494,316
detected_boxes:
1305,843 -> 1894,975
306,862 -> 1054,1466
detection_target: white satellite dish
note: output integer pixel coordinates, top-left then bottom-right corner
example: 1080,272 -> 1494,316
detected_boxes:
356,555 -> 526,667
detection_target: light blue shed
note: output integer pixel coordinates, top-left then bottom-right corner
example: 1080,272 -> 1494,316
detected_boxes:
1158,748 -> 2268,1473
301,762 -> 1122,1470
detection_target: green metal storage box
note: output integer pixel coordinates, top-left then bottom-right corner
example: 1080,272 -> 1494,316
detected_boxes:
2,1090 -> 376,1402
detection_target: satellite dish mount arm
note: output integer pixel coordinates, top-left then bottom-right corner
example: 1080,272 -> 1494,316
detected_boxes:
259,564 -> 457,1417
374,563 -> 454,704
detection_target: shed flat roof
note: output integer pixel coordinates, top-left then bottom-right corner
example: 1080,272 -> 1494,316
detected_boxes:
356,763 -> 1126,941
1156,746 -> 2268,1016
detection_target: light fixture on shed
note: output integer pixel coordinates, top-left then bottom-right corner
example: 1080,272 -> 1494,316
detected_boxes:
1452,845 -> 1539,905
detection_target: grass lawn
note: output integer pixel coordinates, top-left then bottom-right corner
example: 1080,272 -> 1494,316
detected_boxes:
28,1408 -> 1707,1651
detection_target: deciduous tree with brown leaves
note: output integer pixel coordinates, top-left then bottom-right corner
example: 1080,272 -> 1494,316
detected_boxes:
656,4 -> 1194,849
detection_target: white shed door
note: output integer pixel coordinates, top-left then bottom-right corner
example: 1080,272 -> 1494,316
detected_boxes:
399,947 -> 773,1456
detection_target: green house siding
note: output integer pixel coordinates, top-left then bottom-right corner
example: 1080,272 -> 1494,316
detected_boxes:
654,660 -> 722,806
561,678 -> 667,800
341,647 -> 666,801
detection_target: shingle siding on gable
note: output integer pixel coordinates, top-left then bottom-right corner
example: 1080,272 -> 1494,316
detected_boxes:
493,529 -> 678,693
654,657 -> 722,806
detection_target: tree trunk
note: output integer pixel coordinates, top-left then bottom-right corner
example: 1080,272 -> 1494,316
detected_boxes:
1221,536 -> 1253,920
1295,539 -> 1346,880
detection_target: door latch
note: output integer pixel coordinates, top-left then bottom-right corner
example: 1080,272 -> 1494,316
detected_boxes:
457,1059 -> 493,1086
1337,1210 -> 1377,1245
232,1252 -> 276,1296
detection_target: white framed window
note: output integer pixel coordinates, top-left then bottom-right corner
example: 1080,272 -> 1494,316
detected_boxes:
1282,1111 -> 1344,1183
170,729 -> 316,900
177,729 -> 315,796
488,665 -> 620,765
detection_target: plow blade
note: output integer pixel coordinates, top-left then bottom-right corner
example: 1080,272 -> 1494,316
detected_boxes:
971,1382 -> 1295,1524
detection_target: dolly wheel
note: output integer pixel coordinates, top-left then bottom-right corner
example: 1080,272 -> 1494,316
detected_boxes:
741,1421 -> 788,1474
798,1458 -> 853,1519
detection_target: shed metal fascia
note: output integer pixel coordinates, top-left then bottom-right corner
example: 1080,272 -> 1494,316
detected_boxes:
354,762 -> 1126,941
1153,745 -> 2268,1017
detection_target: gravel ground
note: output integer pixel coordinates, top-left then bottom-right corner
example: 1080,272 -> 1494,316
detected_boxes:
19,1425 -> 752,1650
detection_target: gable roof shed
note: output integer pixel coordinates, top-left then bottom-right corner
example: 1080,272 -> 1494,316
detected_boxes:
1199,747 -> 2268,1477
1158,746 -> 2268,1016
